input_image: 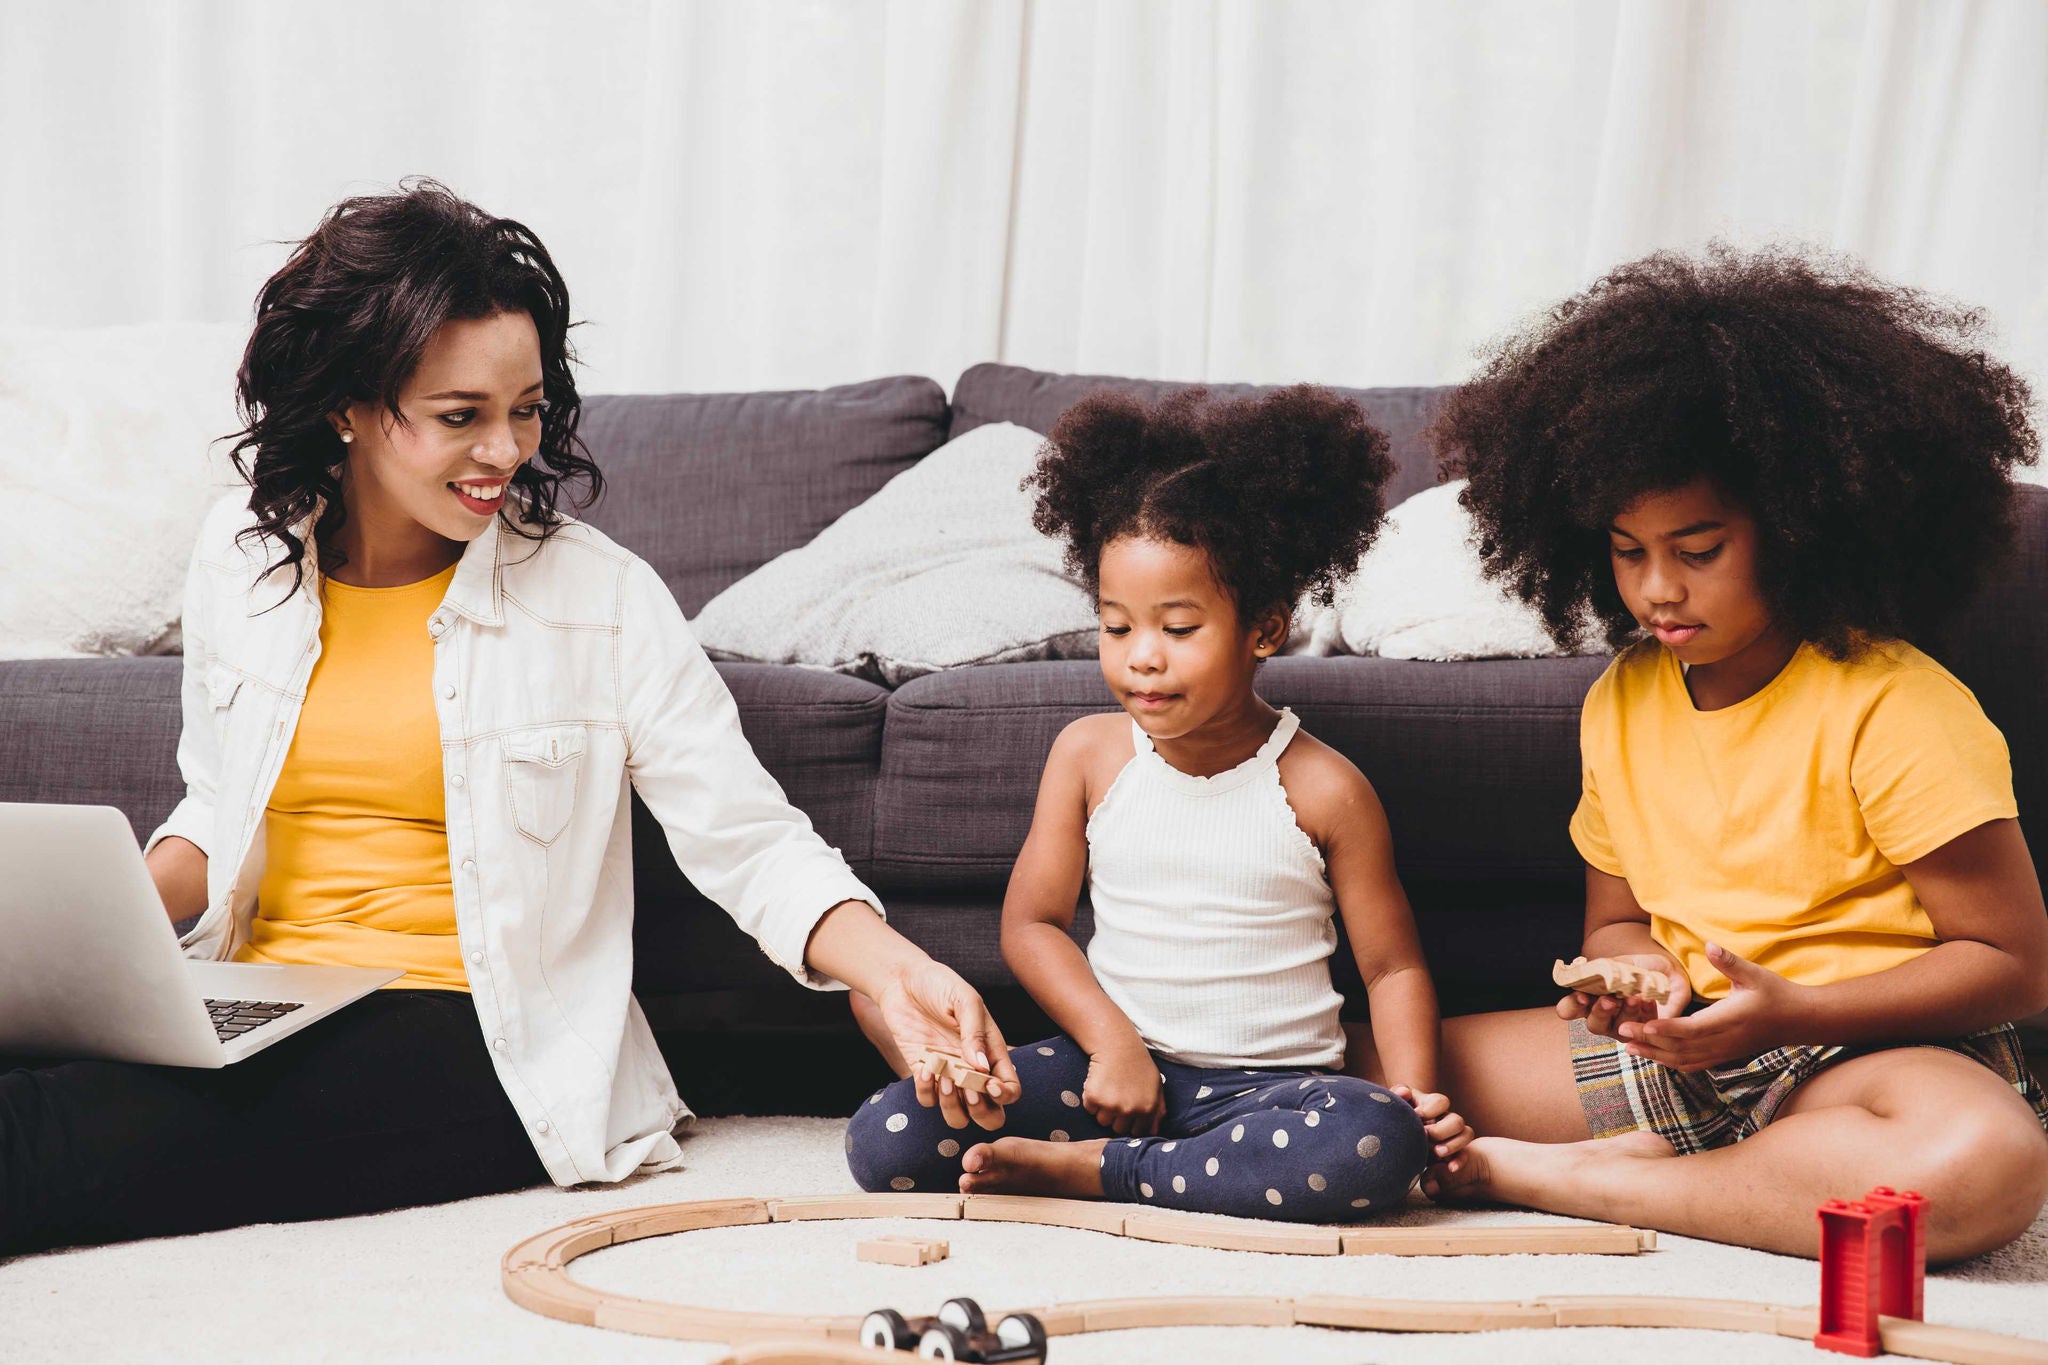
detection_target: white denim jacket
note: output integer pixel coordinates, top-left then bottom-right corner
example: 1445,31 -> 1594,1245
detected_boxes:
147,493 -> 882,1185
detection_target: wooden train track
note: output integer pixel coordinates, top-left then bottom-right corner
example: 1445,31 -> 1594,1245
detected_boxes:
500,1193 -> 2048,1364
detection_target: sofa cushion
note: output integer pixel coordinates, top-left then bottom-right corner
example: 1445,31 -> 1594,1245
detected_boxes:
689,422 -> 1094,684
948,363 -> 1449,510
870,655 -> 1608,892
0,658 -> 186,844
576,376 -> 951,616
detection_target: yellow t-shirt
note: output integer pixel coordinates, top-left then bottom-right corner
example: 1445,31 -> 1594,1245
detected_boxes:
240,562 -> 469,992
1569,638 -> 2016,1000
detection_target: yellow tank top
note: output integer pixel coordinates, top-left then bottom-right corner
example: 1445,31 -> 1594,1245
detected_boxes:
240,562 -> 469,992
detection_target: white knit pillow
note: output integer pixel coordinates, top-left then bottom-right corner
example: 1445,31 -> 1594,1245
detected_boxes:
1292,480 -> 1600,661
689,421 -> 1097,685
0,323 -> 248,659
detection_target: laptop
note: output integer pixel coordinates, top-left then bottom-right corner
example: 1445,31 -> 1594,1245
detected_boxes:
0,803 -> 399,1068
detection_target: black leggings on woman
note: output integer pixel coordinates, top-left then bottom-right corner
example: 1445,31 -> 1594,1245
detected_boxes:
0,990 -> 547,1258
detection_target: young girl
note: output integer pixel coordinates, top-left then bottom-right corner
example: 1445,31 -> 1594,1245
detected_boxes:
846,385 -> 1472,1222
1414,247 -> 2048,1261
0,183 -> 1016,1256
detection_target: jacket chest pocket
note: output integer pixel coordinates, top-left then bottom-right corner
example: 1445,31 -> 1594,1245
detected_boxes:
504,726 -> 585,846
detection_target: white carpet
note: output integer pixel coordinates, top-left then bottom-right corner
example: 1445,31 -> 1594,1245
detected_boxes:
4,1116 -> 2045,1364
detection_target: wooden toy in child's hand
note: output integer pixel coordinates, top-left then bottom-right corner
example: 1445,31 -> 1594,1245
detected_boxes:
1553,956 -> 1672,1004
915,1046 -> 993,1096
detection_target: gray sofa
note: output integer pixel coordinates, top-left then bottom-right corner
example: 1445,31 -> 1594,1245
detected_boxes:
5,363 -> 2044,1044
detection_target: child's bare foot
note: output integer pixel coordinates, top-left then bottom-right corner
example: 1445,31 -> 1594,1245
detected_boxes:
1426,1129 -> 1676,1204
959,1137 -> 1109,1198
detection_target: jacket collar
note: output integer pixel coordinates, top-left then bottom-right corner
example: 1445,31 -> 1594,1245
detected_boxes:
439,511 -> 507,627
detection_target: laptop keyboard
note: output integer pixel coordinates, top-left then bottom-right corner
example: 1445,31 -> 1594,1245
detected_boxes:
203,998 -> 304,1043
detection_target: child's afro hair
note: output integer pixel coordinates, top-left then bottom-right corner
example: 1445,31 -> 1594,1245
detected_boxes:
1432,245 -> 2039,658
1026,383 -> 1395,624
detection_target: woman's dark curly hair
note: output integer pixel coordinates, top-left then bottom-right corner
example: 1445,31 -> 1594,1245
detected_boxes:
1027,384 -> 1395,628
230,178 -> 600,589
1433,244 -> 2038,658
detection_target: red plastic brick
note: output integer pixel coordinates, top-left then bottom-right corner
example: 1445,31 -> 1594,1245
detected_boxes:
1816,1187 -> 1931,1358
1858,1187 -> 1927,1322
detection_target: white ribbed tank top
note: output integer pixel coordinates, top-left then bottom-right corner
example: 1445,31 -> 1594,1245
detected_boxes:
1084,707 -> 1346,1069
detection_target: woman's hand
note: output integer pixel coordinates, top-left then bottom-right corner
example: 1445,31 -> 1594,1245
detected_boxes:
1083,1040 -> 1167,1136
1557,952 -> 1691,1038
1390,1085 -> 1473,1168
870,960 -> 1021,1131
1616,943 -> 1808,1072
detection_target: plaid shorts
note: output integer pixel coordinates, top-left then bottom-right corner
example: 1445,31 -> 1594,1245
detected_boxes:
1569,1019 -> 2048,1154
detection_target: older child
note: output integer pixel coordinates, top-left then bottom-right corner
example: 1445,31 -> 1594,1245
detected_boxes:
1414,247 -> 2048,1260
846,385 -> 1471,1222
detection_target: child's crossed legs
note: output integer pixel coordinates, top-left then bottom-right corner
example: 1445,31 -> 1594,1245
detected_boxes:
846,1034 -> 1428,1223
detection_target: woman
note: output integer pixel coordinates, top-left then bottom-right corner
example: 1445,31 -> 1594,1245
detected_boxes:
0,181 -> 1018,1256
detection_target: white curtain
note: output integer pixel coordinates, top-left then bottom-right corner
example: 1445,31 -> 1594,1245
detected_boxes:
1,0 -> 2042,406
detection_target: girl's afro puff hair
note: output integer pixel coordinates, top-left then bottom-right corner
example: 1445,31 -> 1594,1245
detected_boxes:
1432,244 -> 2039,658
1026,383 -> 1396,624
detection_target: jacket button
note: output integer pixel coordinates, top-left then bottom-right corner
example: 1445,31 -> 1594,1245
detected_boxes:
462,858 -> 477,874
470,951 -> 484,965
450,773 -> 465,789
535,1120 -> 550,1135
440,684 -> 457,700
492,1037 -> 507,1052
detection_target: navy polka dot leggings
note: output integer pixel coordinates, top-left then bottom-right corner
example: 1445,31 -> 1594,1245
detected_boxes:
845,1034 -> 1429,1223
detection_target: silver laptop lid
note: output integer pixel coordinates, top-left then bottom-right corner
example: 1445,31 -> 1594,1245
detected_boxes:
0,803 -> 224,1067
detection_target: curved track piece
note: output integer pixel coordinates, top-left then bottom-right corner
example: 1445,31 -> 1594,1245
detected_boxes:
501,1194 -> 2048,1365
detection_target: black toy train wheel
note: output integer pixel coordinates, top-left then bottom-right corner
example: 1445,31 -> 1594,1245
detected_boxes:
995,1311 -> 1047,1355
937,1297 -> 986,1336
860,1307 -> 916,1350
916,1322 -> 973,1360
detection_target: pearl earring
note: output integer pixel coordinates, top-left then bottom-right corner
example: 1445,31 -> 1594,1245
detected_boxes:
339,431 -> 354,445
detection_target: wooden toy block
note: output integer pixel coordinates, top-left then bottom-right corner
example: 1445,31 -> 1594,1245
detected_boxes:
607,1198 -> 772,1244
857,1235 -> 950,1266
1291,1296 -> 1557,1331
1339,1222 -> 1647,1256
1078,1295 -> 1294,1331
962,1193 -> 1133,1234
1122,1208 -> 1342,1256
1553,955 -> 1672,1003
914,1046 -> 993,1095
1540,1295 -> 1789,1332
766,1192 -> 964,1222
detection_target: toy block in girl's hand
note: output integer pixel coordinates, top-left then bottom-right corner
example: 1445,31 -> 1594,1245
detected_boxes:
1553,956 -> 1673,1004
915,1047 -> 993,1095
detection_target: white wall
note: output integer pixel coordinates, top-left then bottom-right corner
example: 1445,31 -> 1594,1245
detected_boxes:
0,0 -> 2042,415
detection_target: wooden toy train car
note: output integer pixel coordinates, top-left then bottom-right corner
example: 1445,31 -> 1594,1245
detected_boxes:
859,1296 -> 1047,1362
